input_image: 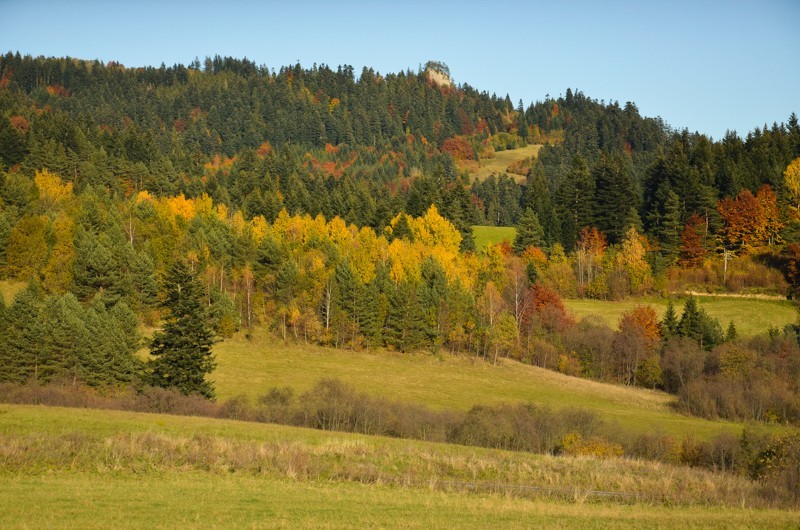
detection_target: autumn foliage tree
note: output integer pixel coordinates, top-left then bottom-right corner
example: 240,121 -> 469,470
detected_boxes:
613,305 -> 662,387
783,157 -> 800,215
575,227 -> 607,296
717,185 -> 783,253
678,213 -> 707,268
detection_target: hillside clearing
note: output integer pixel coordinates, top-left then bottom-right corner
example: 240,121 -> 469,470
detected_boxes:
212,329 -> 747,439
471,144 -> 542,183
473,225 -> 516,251
565,296 -> 796,337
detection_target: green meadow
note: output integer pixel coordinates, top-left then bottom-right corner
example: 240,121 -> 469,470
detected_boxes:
1,405 -> 797,529
211,329 -> 746,440
473,225 -> 517,251
564,296 -> 796,337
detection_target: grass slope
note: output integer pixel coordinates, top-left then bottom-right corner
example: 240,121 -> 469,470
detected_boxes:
565,296 -> 796,337
471,144 -> 543,183
2,405 -> 797,528
473,225 -> 516,251
212,330 -> 745,439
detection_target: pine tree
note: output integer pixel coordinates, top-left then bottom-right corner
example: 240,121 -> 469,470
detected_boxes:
525,164 -> 559,245
556,154 -> 595,250
72,231 -> 134,307
148,261 -> 217,398
593,153 -> 638,243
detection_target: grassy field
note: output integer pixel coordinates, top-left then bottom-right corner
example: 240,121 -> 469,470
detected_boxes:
473,225 -> 516,251
211,329 -> 750,440
2,404 -> 798,528
471,143 -> 542,183
565,296 -> 796,337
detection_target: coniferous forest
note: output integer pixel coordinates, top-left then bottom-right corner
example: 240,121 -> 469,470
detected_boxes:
1,52 -> 800,427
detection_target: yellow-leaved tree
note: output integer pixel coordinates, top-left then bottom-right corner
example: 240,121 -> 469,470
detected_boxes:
783,157 -> 800,216
42,214 -> 76,293
618,227 -> 652,295
34,169 -> 73,208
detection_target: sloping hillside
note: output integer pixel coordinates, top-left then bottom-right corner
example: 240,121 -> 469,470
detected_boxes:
211,331 -> 746,439
471,144 -> 543,183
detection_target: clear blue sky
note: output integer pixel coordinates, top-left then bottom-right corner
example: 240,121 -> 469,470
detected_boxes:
1,0 -> 797,139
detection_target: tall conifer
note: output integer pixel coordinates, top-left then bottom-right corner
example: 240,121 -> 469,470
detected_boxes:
148,261 -> 217,398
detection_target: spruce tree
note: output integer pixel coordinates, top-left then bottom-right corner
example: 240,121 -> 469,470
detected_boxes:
513,207 -> 545,253
662,300 -> 679,337
385,280 -> 426,353
0,283 -> 44,383
677,297 -> 723,350
0,213 -> 10,269
148,261 -> 217,398
39,293 -> 91,384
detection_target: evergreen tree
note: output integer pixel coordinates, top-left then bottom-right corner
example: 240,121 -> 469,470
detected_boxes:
0,282 -> 44,383
556,154 -> 595,250
419,257 -> 448,348
148,261 -> 218,398
39,293 -> 91,384
662,300 -> 679,338
677,297 -> 723,350
622,207 -> 644,234
725,321 -> 738,342
513,207 -> 545,253
592,153 -> 638,243
524,165 -> 558,245
649,185 -> 682,258
0,213 -> 10,271
72,231 -> 133,307
131,249 -> 159,311
385,280 -> 427,353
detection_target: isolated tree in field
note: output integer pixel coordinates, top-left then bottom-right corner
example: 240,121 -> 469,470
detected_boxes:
148,261 -> 217,398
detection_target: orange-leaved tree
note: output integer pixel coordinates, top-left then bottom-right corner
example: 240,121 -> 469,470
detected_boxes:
678,213 -> 707,268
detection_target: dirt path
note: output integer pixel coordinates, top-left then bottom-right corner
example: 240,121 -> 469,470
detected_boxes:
677,290 -> 789,301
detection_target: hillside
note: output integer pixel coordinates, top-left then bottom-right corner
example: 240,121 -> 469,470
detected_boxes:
471,144 -> 543,183
2,404 -> 798,528
1,53 -> 799,447
211,329 -> 743,440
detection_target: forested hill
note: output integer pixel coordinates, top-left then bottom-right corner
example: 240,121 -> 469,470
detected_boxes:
1,53 -> 798,253
3,53 -> 800,421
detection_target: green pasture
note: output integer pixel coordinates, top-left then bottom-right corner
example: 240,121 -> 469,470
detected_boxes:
472,225 -> 516,251
564,296 -> 796,337
212,329 -> 746,440
1,405 -> 797,528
